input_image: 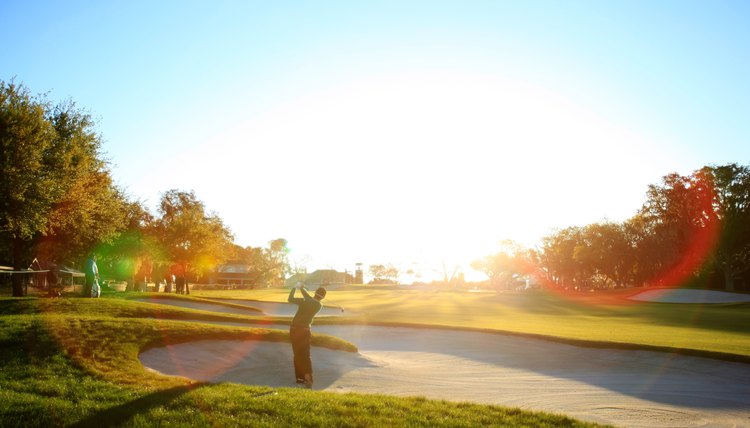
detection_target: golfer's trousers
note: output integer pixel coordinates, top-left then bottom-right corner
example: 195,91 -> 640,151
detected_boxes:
290,326 -> 312,381
84,277 -> 94,297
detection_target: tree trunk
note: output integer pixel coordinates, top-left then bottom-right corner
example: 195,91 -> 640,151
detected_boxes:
11,238 -> 25,297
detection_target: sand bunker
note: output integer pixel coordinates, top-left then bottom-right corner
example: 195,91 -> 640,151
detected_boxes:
628,288 -> 750,304
139,299 -> 750,428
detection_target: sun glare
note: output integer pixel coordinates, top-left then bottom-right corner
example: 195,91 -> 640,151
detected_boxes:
159,71 -> 673,278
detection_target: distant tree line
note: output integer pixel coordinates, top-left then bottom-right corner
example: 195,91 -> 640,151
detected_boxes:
473,164 -> 750,291
0,80 -> 287,296
368,264 -> 399,284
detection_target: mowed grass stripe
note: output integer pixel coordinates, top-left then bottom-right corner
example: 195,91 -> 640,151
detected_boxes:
190,288 -> 750,360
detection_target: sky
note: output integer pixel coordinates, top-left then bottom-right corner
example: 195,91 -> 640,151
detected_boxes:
2,1 -> 749,282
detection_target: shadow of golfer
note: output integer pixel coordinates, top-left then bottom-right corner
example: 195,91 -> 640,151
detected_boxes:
69,383 -> 208,428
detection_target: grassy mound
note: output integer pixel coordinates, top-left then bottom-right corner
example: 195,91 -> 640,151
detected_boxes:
0,296 -> 603,427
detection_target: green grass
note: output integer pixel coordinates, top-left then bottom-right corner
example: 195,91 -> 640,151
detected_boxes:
192,287 -> 750,362
0,294 -> 603,427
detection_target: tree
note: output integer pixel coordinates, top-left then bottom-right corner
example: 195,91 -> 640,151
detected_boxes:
623,214 -> 662,287
368,264 -> 387,283
0,80 -> 127,296
224,239 -> 290,288
438,261 -> 461,287
384,264 -> 399,283
153,190 -> 234,281
472,240 -> 532,290
575,222 -> 633,288
471,254 -> 506,288
266,238 -> 290,286
1,81 -> 56,295
96,199 -> 162,285
35,100 -> 133,265
367,264 -> 399,284
702,164 -> 750,290
637,170 -> 719,287
539,228 -> 584,289
289,254 -> 311,277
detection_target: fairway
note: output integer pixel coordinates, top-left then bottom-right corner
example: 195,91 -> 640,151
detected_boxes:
142,289 -> 750,427
191,287 -> 750,361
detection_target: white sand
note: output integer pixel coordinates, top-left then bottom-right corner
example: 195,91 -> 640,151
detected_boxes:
138,298 -> 750,428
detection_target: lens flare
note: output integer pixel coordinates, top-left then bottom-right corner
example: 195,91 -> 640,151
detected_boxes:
529,178 -> 721,306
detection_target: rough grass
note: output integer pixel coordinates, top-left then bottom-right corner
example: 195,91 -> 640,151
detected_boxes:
0,296 -> 604,427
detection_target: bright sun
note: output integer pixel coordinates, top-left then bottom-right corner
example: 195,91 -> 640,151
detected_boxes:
166,71 -> 671,278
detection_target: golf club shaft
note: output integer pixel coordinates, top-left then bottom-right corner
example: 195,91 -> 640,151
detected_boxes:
323,297 -> 344,311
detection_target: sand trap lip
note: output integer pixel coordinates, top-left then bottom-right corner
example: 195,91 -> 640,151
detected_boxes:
628,289 -> 750,304
138,299 -> 750,428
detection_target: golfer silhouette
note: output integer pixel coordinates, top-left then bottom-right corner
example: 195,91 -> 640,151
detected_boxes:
288,282 -> 327,388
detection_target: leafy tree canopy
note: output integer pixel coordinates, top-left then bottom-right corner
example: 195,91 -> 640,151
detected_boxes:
0,80 -> 129,295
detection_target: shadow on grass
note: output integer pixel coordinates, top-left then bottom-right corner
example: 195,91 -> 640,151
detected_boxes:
0,298 -> 41,315
494,290 -> 750,336
640,301 -> 750,334
69,383 -> 208,428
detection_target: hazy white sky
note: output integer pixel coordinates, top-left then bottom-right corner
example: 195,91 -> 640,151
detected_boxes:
2,1 -> 749,280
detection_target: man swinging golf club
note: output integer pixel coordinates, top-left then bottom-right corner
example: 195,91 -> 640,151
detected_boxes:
288,282 -> 327,388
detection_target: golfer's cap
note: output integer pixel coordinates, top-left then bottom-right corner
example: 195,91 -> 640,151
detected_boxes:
315,287 -> 327,299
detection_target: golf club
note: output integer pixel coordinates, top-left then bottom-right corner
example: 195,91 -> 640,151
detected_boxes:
323,297 -> 345,313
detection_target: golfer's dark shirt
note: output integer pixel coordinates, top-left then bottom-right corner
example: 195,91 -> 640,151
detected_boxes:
288,288 -> 322,327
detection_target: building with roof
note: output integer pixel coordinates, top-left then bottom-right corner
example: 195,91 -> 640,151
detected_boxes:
284,269 -> 354,288
210,264 -> 257,287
